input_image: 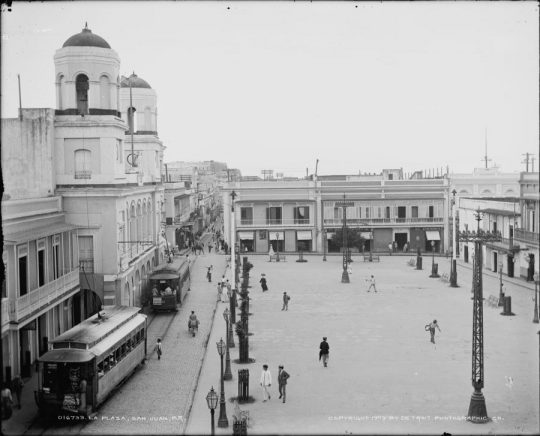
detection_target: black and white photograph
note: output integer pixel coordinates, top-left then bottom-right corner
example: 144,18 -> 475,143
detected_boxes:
1,1 -> 539,435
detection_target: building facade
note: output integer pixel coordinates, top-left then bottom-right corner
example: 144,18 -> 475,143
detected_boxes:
222,173 -> 450,255
2,109 -> 83,381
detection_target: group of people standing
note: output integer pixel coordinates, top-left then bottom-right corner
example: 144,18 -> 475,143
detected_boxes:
1,375 -> 24,420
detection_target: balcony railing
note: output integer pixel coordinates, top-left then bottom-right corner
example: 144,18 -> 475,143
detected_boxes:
12,268 -> 80,323
237,218 -> 313,227
514,228 -> 539,246
74,170 -> 92,179
323,217 -> 444,226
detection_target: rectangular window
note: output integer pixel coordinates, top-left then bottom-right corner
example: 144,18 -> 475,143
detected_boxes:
397,206 -> 406,219
385,206 -> 391,219
266,207 -> 282,225
53,237 -> 60,280
492,221 -> 497,233
294,206 -> 310,224
38,249 -> 45,287
78,236 -> 94,273
428,206 -> 434,218
412,206 -> 418,218
366,208 -> 370,219
240,207 -> 253,225
18,254 -> 28,296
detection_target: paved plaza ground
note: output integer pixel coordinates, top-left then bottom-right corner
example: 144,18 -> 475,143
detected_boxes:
186,254 -> 539,435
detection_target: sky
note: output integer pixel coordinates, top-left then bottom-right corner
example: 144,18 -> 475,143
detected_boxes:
1,1 -> 538,178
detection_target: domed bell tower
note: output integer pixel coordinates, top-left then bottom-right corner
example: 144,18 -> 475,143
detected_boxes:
54,24 -> 132,185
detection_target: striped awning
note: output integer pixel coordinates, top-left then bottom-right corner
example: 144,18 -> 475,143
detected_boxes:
296,231 -> 312,240
238,231 -> 254,240
425,230 -> 440,241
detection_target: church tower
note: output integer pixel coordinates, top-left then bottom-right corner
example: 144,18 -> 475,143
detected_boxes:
54,24 -> 130,185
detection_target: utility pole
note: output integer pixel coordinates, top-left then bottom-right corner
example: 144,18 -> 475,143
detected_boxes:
522,153 -> 531,172
482,129 -> 492,169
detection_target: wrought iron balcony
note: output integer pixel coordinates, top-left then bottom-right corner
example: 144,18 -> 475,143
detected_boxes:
236,218 -> 313,227
323,217 -> 444,227
11,268 -> 80,324
514,228 -> 539,246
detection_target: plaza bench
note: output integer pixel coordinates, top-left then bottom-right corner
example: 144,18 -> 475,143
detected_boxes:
363,255 -> 380,262
486,294 -> 499,307
439,273 -> 449,282
269,254 -> 287,262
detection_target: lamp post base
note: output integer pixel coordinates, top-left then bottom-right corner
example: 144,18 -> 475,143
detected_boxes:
416,256 -> 422,270
341,270 -> 350,283
467,390 -> 490,424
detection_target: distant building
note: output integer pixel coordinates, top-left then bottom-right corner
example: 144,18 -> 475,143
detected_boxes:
222,171 -> 450,255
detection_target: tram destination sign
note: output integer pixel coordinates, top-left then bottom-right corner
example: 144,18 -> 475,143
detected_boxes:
335,201 -> 354,207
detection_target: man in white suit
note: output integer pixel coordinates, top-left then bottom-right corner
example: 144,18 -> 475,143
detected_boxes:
260,364 -> 272,402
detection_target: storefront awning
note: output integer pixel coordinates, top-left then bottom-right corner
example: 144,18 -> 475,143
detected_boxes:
238,231 -> 254,240
270,231 -> 284,240
296,231 -> 312,240
425,230 -> 440,241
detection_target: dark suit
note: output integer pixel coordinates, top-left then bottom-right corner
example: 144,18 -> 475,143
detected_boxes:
278,369 -> 290,402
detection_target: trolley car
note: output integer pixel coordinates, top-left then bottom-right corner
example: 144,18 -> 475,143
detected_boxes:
149,257 -> 190,312
35,306 -> 147,417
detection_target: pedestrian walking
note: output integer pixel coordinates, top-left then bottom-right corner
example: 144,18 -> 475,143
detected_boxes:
206,265 -> 213,282
188,311 -> 200,337
278,365 -> 290,403
282,292 -> 290,310
426,320 -> 441,344
226,279 -> 232,295
260,274 -> 268,292
393,241 -> 398,253
319,337 -> 330,367
11,375 -> 23,409
156,338 -> 163,360
366,275 -> 377,292
388,242 -> 393,255
260,364 -> 272,402
1,383 -> 13,420
221,280 -> 229,303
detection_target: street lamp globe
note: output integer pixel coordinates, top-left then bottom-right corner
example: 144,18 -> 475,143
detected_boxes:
206,386 -> 218,410
216,338 -> 225,356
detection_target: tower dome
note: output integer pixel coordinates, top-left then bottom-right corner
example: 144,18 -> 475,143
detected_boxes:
121,73 -> 152,89
62,23 -> 111,49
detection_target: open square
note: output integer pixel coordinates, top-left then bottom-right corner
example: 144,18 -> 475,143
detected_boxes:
187,254 -> 538,435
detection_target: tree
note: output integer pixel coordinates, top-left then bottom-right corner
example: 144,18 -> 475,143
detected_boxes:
331,228 -> 367,252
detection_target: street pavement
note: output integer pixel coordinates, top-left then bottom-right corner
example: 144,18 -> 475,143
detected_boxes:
185,253 -> 539,435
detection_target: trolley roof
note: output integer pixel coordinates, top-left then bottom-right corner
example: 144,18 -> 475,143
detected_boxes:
150,273 -> 179,280
49,306 -> 143,350
38,348 -> 94,363
150,257 -> 189,279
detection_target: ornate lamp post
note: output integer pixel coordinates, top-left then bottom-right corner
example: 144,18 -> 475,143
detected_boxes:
230,190 -> 237,299
336,194 -> 353,283
498,259 -> 505,307
416,235 -> 422,270
216,338 -> 229,427
206,386 -> 218,435
223,309 -> 233,380
275,232 -> 280,262
533,272 -> 539,324
429,240 -> 439,278
458,207 -> 501,424
450,189 -> 459,287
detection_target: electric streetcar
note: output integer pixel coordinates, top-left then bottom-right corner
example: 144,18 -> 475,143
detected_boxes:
35,306 -> 147,417
149,257 -> 190,312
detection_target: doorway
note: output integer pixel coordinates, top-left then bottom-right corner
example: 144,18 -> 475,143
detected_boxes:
507,255 -> 514,278
394,233 -> 408,251
528,254 -> 535,281
464,245 -> 469,263
493,252 -> 498,272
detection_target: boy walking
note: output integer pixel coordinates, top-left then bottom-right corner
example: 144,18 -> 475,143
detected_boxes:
427,320 -> 441,344
319,337 -> 330,367
282,292 -> 290,311
156,338 -> 163,360
366,275 -> 377,292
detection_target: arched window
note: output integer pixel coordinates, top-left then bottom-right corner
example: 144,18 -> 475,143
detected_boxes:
58,75 -> 65,110
74,149 -> 91,179
100,75 -> 110,109
76,74 -> 89,115
144,107 -> 152,131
